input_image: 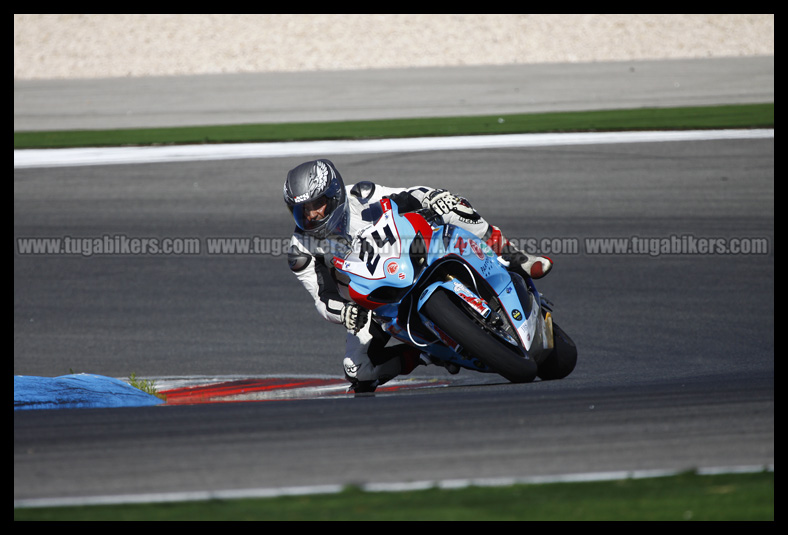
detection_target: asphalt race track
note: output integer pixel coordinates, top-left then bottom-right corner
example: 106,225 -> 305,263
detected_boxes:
14,61 -> 774,504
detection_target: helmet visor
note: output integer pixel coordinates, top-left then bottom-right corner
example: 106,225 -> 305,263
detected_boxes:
292,195 -> 348,239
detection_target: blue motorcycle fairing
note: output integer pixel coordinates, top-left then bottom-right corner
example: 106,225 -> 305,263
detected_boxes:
332,198 -> 551,371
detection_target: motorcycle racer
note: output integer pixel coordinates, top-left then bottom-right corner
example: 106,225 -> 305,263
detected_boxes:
284,159 -> 552,392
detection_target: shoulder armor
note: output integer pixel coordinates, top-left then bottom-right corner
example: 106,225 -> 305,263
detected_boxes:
288,244 -> 312,272
350,181 -> 376,203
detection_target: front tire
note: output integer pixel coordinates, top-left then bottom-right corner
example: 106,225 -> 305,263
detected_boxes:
421,290 -> 537,383
537,322 -> 577,380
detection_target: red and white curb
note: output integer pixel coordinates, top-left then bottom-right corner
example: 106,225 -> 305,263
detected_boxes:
155,375 -> 451,405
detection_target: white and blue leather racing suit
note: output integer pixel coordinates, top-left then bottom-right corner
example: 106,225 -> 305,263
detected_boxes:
287,181 -> 516,391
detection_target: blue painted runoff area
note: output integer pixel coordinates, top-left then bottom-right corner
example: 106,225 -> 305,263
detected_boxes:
14,373 -> 164,410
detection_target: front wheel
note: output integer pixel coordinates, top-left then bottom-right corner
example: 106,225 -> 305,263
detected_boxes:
537,322 -> 577,380
421,290 -> 537,383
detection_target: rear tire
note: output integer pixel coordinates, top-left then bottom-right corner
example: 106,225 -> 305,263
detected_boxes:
421,290 -> 537,383
537,322 -> 577,380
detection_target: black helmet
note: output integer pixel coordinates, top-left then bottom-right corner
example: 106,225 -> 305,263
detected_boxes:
283,159 -> 348,239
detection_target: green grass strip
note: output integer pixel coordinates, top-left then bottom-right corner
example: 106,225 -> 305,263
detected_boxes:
14,103 -> 773,149
14,471 -> 773,521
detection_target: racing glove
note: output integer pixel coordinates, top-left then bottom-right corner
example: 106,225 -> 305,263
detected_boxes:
422,189 -> 475,219
340,303 -> 369,334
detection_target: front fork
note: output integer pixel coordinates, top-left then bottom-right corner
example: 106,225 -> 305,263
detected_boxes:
417,273 -> 556,364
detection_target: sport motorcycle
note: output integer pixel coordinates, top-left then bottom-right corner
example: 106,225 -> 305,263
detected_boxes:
332,198 -> 577,383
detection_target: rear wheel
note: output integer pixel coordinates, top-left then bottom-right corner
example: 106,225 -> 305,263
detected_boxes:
421,290 -> 537,383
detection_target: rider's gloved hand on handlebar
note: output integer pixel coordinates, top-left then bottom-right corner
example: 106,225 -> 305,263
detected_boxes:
422,189 -> 475,219
341,303 -> 369,334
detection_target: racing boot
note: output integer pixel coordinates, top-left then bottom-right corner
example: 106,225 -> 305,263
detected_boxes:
484,225 -> 552,279
344,346 -> 424,394
420,353 -> 460,375
348,378 -> 379,394
502,247 -> 552,279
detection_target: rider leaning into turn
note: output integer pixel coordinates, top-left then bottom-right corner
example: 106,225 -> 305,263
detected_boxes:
284,159 -> 552,393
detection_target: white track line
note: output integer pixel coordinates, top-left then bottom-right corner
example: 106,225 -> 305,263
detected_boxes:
14,129 -> 774,169
14,464 -> 773,509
